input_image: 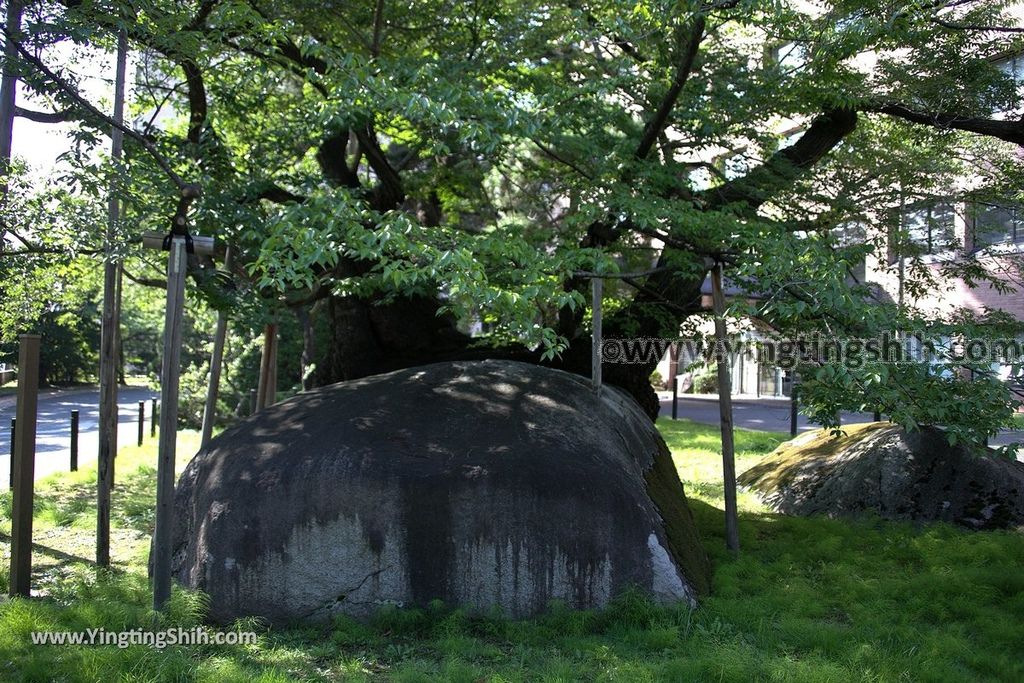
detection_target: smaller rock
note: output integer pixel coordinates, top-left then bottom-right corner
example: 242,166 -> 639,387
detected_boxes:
739,423 -> 1024,530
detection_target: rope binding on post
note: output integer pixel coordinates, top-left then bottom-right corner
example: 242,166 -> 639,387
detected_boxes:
161,184 -> 202,254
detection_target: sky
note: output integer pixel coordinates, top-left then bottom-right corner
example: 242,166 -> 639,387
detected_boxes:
11,41 -> 126,176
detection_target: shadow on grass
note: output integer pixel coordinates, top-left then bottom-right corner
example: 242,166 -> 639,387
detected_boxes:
0,530 -> 101,568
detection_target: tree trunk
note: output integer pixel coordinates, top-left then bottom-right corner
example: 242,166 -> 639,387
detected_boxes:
309,261 -> 708,422
313,293 -> 477,384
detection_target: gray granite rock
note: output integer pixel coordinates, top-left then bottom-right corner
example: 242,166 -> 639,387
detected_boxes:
170,360 -> 710,623
740,423 -> 1024,530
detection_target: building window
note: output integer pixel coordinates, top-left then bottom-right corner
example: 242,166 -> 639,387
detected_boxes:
972,202 -> 1023,248
994,52 -> 1024,82
833,222 -> 866,247
903,202 -> 955,254
833,223 -> 867,282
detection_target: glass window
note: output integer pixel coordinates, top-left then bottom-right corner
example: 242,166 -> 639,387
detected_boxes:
833,222 -> 866,247
973,202 -> 1022,247
995,53 -> 1024,83
903,202 -> 955,253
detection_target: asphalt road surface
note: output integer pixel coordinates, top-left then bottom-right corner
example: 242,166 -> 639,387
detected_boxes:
0,385 -> 158,488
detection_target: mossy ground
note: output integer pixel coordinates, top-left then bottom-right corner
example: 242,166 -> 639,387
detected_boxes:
0,420 -> 1021,681
736,421 -> 893,493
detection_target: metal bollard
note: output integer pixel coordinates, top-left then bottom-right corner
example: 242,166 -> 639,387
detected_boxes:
70,410 -> 79,471
789,387 -> 798,437
138,401 -> 145,446
671,377 -> 678,420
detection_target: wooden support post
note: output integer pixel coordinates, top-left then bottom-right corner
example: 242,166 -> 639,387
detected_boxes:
70,410 -> 79,471
256,323 -> 279,410
96,31 -> 128,569
151,399 -> 156,437
711,265 -> 740,553
152,237 -> 188,611
591,278 -> 602,392
201,247 -> 232,447
267,333 -> 278,406
137,401 -> 144,446
9,333 -> 40,597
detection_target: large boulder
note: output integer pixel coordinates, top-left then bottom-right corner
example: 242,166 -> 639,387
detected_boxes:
171,360 -> 710,623
739,422 -> 1024,530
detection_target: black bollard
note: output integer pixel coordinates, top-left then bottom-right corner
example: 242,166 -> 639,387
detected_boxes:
70,410 -> 79,471
138,401 -> 145,446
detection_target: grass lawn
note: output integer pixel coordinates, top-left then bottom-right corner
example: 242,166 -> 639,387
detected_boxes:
0,419 -> 1022,681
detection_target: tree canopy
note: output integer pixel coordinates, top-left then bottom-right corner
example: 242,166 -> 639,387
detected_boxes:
3,0 -> 1024,446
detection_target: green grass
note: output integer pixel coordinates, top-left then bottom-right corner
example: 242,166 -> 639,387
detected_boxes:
0,419 -> 1022,681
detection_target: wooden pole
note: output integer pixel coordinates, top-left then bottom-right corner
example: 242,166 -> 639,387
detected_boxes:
9,333 -> 40,597
711,264 -> 740,553
591,278 -> 602,391
200,247 -> 232,447
96,30 -> 128,568
0,0 -> 22,198
70,410 -> 79,471
152,237 -> 188,611
256,323 -> 279,410
267,330 -> 278,406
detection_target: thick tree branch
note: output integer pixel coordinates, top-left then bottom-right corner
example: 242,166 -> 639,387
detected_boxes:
931,17 -> 1024,33
14,105 -> 72,123
316,131 -> 361,189
636,15 -> 706,160
181,59 -> 207,146
355,123 -> 405,209
371,0 -> 386,57
122,268 -> 167,288
700,108 -> 858,210
244,181 -> 308,204
869,102 -> 1024,146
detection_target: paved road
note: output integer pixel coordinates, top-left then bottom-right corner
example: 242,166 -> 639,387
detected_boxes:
659,394 -> 1024,449
0,385 -> 158,487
